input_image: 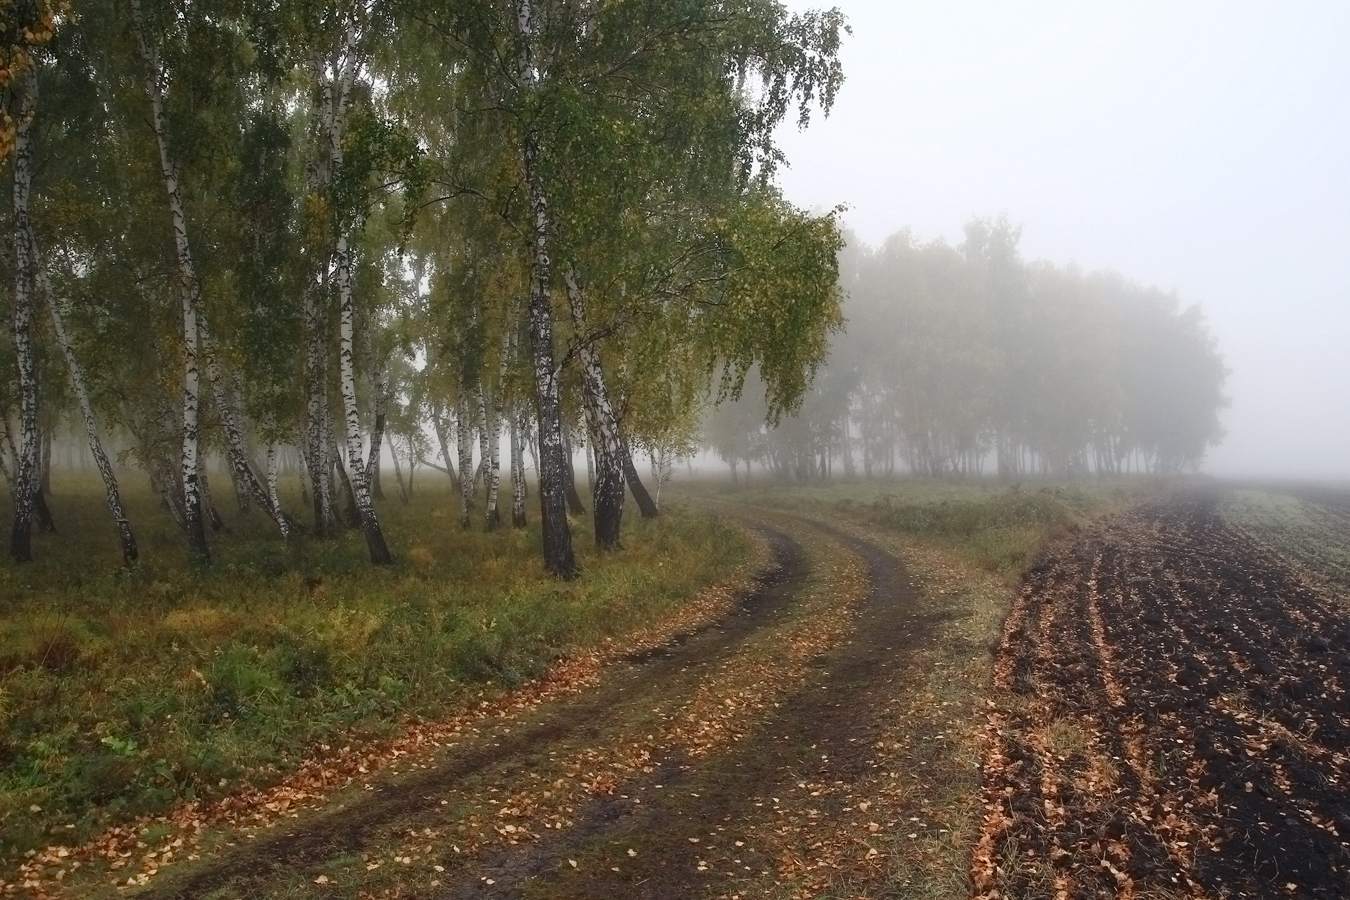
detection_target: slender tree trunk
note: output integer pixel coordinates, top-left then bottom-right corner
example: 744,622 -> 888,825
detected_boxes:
516,0 -> 577,577
266,441 -> 282,519
303,286 -> 334,536
8,65 -> 39,562
623,440 -> 659,519
584,437 -> 595,496
510,406 -> 527,528
335,236 -> 391,563
389,435 -> 410,503
333,445 -> 360,528
484,331 -> 510,531
0,421 -> 14,488
39,426 -> 52,498
133,2 -> 208,564
457,392 -> 475,528
430,400 -> 458,489
367,360 -> 388,501
563,268 -> 626,548
199,460 -> 224,532
198,318 -> 293,536
39,246 -> 138,563
405,432 -> 416,497
295,431 -> 311,507
561,423 -> 586,515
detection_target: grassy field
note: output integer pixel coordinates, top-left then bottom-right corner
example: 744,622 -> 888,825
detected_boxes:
689,475 -> 1165,580
3,466 -> 1175,898
1223,486 -> 1350,595
0,469 -> 750,860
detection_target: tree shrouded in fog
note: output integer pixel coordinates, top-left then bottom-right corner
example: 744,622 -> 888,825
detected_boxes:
705,217 -> 1228,480
0,0 -> 848,573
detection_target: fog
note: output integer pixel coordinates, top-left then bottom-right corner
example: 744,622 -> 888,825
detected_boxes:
772,1 -> 1350,481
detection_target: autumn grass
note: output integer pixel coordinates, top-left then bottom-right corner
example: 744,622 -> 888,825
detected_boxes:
0,468 -> 750,865
697,474 -> 1162,580
1223,486 -> 1350,596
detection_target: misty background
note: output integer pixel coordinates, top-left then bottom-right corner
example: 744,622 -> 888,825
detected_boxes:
771,1 -> 1350,481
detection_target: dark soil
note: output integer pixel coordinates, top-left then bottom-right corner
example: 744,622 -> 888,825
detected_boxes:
132,515 -> 931,900
974,490 -> 1350,899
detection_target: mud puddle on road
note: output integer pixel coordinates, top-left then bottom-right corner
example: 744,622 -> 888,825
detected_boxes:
126,513 -> 889,900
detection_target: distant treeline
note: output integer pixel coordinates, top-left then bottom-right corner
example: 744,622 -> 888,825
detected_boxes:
704,217 -> 1228,479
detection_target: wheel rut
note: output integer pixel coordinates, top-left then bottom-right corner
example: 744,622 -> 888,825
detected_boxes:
433,517 -> 931,899
137,515 -> 888,900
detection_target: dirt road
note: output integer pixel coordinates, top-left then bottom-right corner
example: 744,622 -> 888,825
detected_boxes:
974,490 -> 1350,899
120,509 -> 953,900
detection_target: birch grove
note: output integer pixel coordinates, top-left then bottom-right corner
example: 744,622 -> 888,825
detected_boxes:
2,0 -> 847,574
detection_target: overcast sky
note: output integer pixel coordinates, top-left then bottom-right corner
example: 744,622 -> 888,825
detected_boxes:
772,1 -> 1350,481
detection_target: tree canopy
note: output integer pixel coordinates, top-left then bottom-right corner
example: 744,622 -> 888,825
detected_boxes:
705,218 -> 1229,480
0,0 -> 848,571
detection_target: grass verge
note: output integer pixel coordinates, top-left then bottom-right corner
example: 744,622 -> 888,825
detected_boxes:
0,471 -> 749,870
1222,487 -> 1350,596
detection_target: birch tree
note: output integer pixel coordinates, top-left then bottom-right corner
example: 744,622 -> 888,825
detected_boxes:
129,0 -> 213,563
7,62 -> 39,561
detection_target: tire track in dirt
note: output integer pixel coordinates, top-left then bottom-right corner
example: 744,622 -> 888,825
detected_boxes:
430,517 -> 930,899
131,522 -> 811,900
132,509 -> 930,900
973,490 -> 1350,899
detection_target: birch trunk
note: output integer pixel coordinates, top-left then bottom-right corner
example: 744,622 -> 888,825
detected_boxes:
266,441 -> 282,518
301,29 -> 358,539
336,236 -> 391,563
133,0 -> 208,563
367,360 -> 388,500
475,389 -> 490,493
510,406 -> 527,528
484,329 -> 512,531
516,0 -> 577,576
8,65 -> 38,562
389,435 -> 410,504
295,430 -> 311,507
199,318 -> 292,536
38,243 -> 138,563
0,422 -> 14,486
430,400 -> 458,489
561,423 -> 586,515
562,269 -> 626,548
623,441 -> 660,519
303,283 -> 334,535
405,432 -> 416,497
456,392 -> 475,528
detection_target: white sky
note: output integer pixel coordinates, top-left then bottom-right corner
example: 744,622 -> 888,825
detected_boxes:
773,1 -> 1350,480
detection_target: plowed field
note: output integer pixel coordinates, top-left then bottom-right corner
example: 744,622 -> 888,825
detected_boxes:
973,490 -> 1350,899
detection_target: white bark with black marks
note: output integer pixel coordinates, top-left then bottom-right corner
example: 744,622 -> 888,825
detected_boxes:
457,392 -> 475,527
8,64 -> 39,562
337,233 -> 392,563
515,0 -> 577,577
484,328 -> 512,530
39,241 -> 138,563
199,317 -> 293,536
132,0 -> 209,563
563,268 -> 628,548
